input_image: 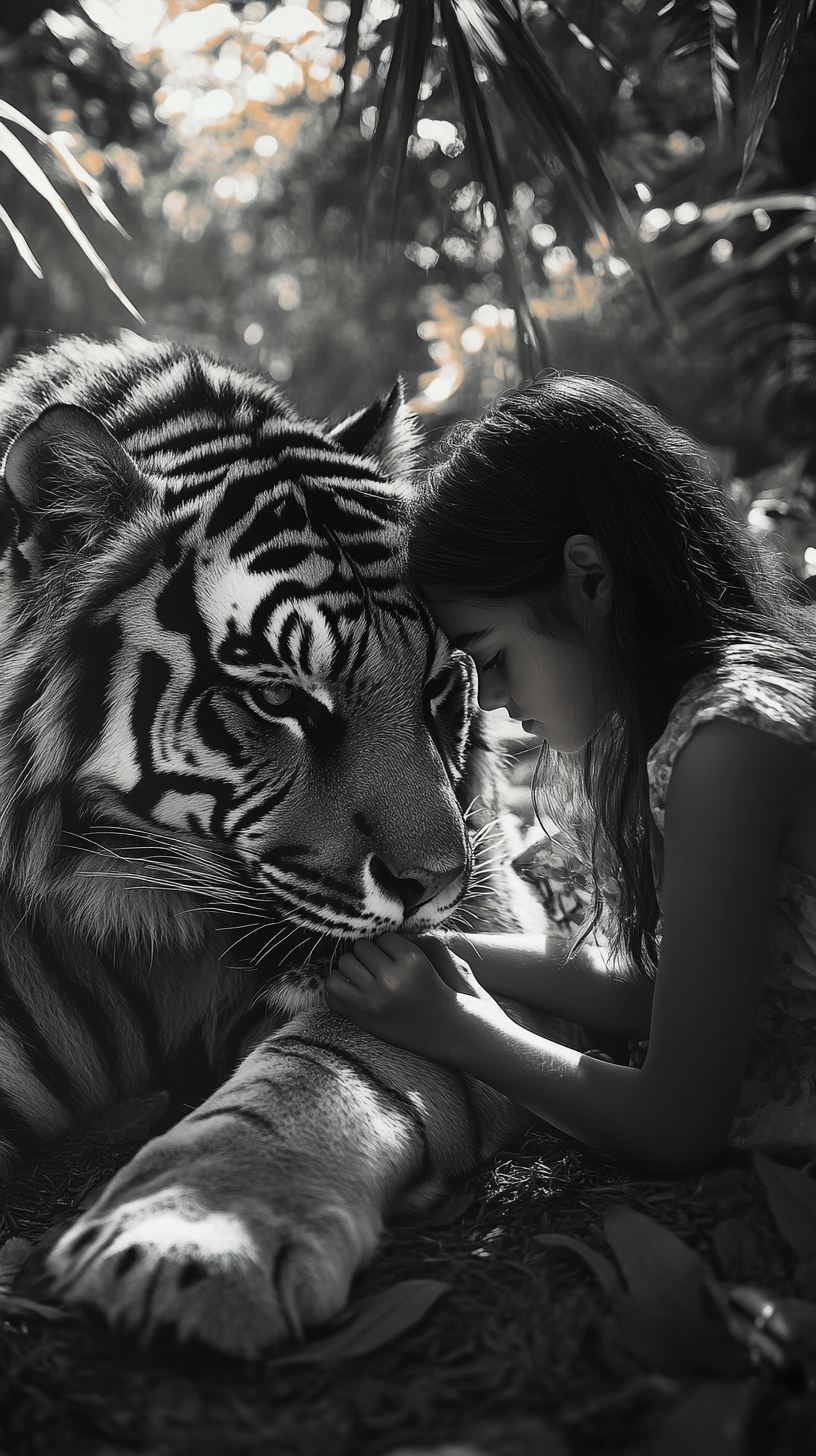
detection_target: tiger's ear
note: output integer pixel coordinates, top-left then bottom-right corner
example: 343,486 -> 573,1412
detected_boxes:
2,403 -> 146,565
328,380 -> 422,479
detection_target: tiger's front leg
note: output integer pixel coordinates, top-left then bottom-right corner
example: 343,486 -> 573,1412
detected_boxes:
47,1008 -> 527,1356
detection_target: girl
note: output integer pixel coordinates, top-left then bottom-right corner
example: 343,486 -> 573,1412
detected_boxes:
326,373 -> 816,1173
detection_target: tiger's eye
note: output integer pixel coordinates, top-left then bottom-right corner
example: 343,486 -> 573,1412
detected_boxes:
262,682 -> 292,707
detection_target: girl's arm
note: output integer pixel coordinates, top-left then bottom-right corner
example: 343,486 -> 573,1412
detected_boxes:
328,718 -> 799,1172
421,932 -> 654,1040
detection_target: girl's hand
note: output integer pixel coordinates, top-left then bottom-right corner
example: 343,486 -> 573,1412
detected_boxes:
325,933 -> 506,1061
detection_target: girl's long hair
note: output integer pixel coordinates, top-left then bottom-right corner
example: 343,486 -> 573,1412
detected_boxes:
405,372 -> 815,977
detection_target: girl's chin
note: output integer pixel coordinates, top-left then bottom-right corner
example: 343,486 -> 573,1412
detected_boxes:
521,719 -> 543,735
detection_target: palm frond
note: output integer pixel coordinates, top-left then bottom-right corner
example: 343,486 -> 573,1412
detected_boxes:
447,0 -> 623,238
0,201 -> 43,278
639,191 -> 816,372
651,0 -> 738,135
440,0 -> 544,374
336,0 -> 366,125
537,1 -> 624,81
367,0 -> 435,228
346,0 -> 628,377
0,100 -> 141,320
739,0 -> 815,188
650,190 -> 816,268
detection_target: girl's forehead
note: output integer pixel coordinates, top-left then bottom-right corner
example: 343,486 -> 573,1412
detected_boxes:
430,597 -> 519,646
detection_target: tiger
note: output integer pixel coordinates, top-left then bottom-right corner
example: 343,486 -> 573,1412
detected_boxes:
0,334 -> 549,1357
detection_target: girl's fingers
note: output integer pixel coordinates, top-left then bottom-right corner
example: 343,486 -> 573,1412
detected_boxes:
374,932 -> 413,959
349,939 -> 392,973
326,964 -> 371,1006
410,936 -> 473,991
335,951 -> 376,990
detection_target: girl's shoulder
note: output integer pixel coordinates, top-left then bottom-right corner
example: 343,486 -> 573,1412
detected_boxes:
647,642 -> 816,834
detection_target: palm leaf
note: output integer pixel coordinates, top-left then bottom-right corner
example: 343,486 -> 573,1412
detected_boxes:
537,1 -> 624,81
447,0 -> 622,238
739,0 -> 815,188
0,201 -> 43,278
440,0 -> 545,374
650,190 -> 816,271
0,109 -> 141,320
652,0 -> 738,134
336,0 -> 366,124
367,0 -> 435,227
349,0 -> 628,376
0,99 -> 130,238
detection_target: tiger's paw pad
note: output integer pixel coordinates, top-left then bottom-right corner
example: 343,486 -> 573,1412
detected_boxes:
46,1187 -> 358,1357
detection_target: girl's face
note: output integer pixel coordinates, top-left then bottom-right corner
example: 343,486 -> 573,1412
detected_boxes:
431,588 -> 612,755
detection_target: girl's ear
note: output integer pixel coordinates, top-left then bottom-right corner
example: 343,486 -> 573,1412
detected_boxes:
328,380 -> 421,480
562,534 -> 612,616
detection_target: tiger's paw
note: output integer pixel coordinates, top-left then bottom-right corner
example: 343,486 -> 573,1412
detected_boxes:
46,1140 -> 378,1356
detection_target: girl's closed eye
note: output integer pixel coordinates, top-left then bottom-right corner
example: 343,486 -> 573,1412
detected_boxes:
479,651 -> 503,673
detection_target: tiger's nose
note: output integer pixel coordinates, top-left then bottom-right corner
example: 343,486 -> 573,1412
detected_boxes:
369,856 -> 464,912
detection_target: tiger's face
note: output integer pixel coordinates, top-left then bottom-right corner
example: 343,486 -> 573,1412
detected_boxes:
0,350 -> 477,952
79,492 -> 476,941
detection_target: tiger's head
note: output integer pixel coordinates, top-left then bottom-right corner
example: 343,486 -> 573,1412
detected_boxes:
0,341 -> 480,966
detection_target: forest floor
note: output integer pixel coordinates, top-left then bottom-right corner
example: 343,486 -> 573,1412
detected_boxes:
1,1109 -> 814,1456
2,730 -> 816,1456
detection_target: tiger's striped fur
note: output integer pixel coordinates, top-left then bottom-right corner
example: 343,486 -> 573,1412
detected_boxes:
0,335 -> 546,1353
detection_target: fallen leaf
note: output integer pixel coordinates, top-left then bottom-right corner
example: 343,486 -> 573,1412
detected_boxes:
795,1255 -> 816,1300
711,1216 -> 764,1279
699,1169 -> 753,1211
0,1237 -> 34,1291
269,1279 -> 450,1365
0,1293 -> 67,1322
535,1232 -> 623,1298
603,1206 -> 713,1313
607,1296 -> 751,1379
561,1373 -> 680,1430
627,1379 -> 755,1455
754,1153 -> 816,1261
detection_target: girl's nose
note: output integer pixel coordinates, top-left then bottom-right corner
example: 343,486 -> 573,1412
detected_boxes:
477,678 -> 508,711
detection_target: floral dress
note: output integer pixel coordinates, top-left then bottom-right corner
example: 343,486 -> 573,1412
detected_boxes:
522,659 -> 816,1153
647,663 -> 816,1152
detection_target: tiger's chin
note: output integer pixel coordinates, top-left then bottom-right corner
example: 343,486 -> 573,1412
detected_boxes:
257,900 -> 460,1020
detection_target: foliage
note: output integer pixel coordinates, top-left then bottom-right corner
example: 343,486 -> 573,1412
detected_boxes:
0,1 -> 814,460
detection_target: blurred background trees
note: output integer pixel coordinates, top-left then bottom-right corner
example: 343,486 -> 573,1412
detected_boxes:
0,0 -> 815,570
